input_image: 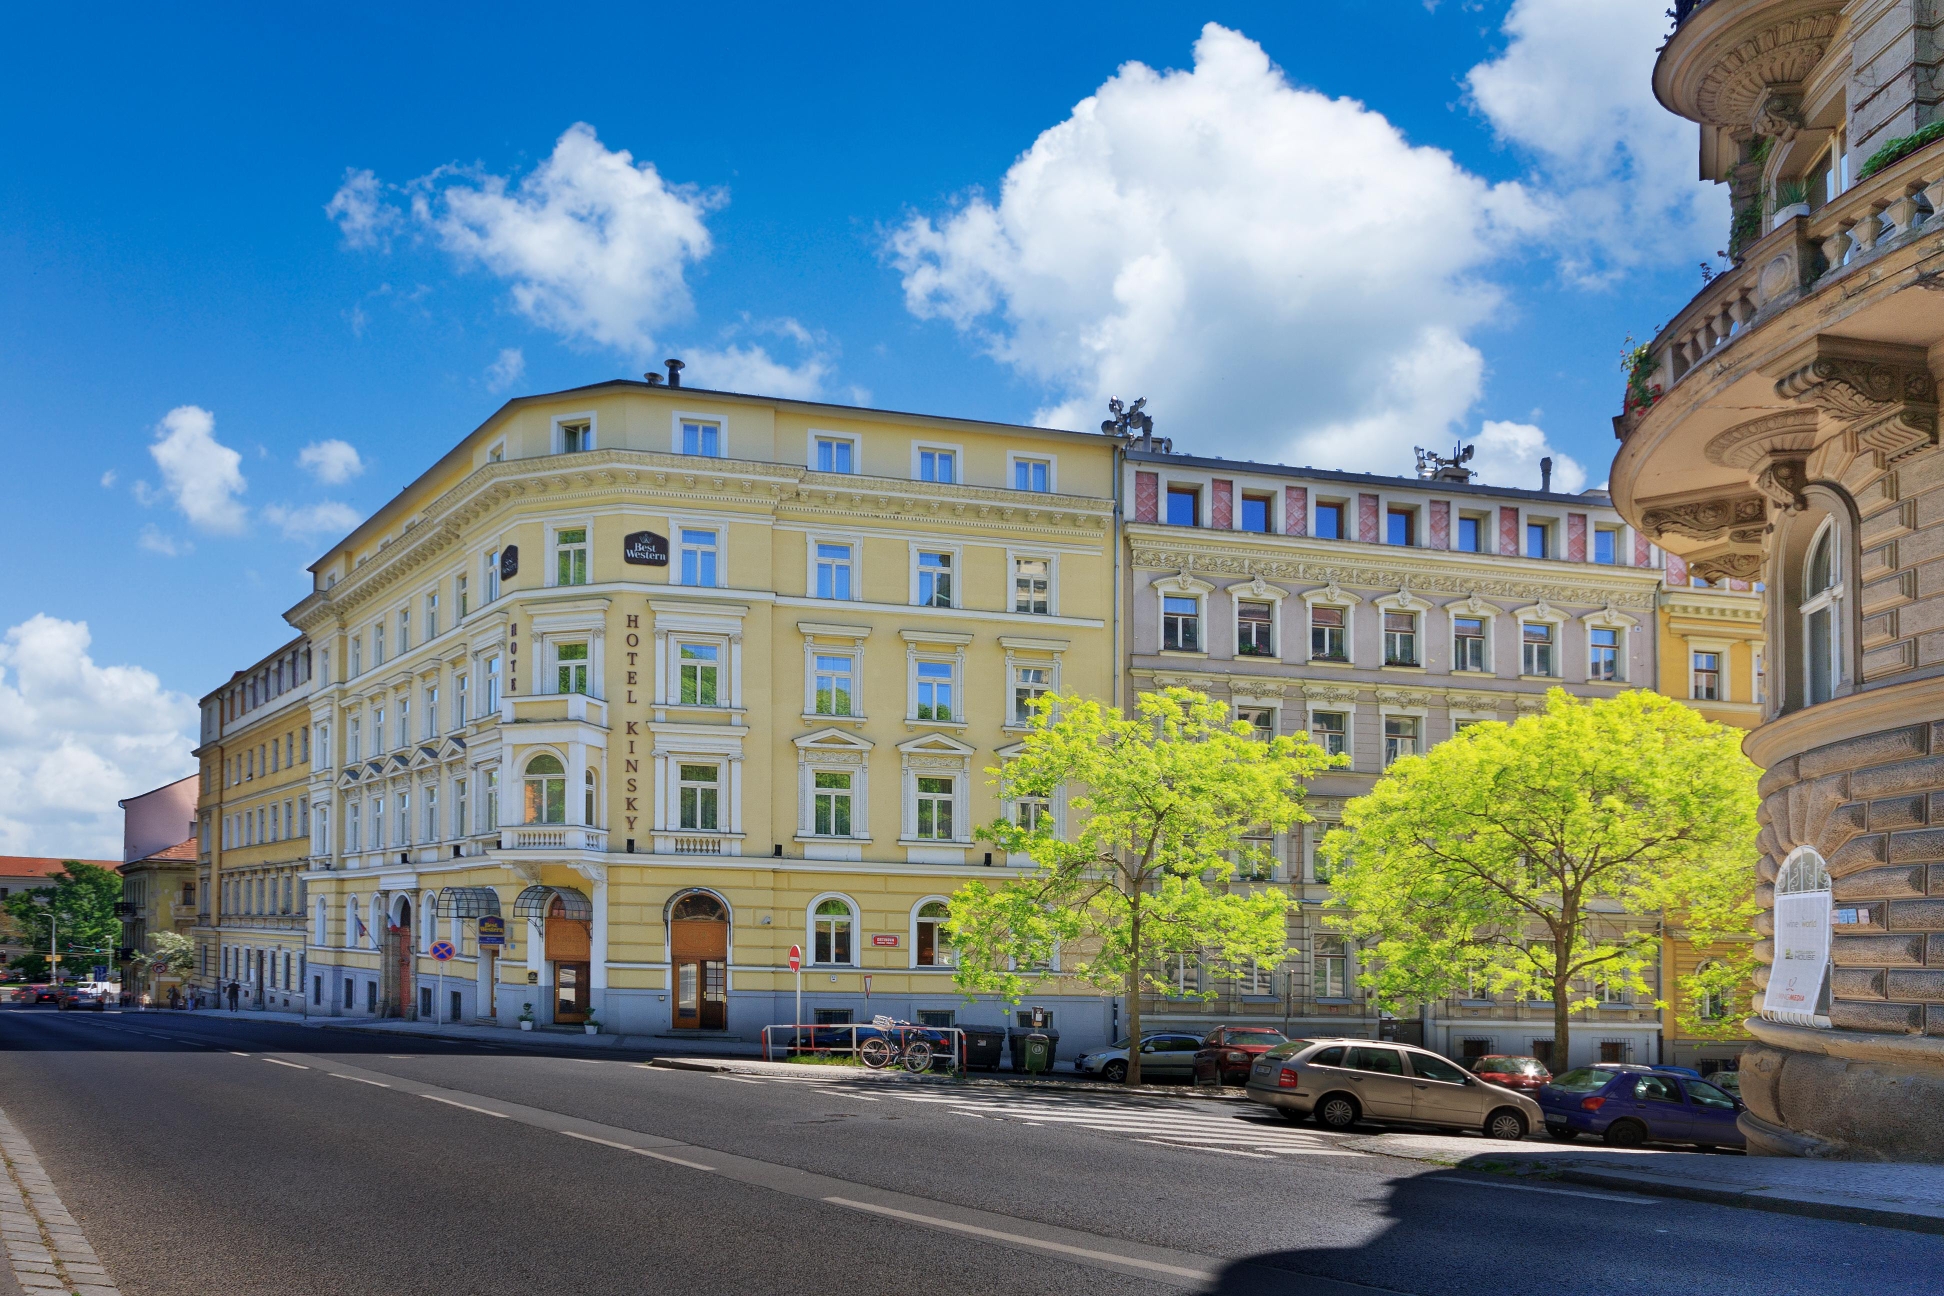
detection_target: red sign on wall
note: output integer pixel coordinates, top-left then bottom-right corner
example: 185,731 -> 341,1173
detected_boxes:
871,934 -> 899,947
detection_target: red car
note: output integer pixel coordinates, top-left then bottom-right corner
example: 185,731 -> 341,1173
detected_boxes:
1193,1026 -> 1296,1086
1469,1055 -> 1551,1091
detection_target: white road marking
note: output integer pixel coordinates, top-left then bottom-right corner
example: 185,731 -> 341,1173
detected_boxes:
330,1074 -> 390,1087
824,1197 -> 1210,1281
261,1057 -> 309,1070
1134,1139 -> 1276,1159
420,1094 -> 508,1119
560,1130 -> 716,1171
1422,1177 -> 1658,1204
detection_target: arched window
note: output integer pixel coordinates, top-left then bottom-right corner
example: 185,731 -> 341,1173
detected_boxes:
914,899 -> 954,968
584,768 -> 598,826
1801,519 -> 1842,706
314,897 -> 328,947
344,896 -> 361,950
812,896 -> 855,966
523,754 -> 566,824
368,894 -> 386,949
671,891 -> 728,922
420,893 -> 439,952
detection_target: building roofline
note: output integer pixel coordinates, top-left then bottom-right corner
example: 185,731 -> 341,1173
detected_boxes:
1126,448 -> 1615,508
196,633 -> 309,707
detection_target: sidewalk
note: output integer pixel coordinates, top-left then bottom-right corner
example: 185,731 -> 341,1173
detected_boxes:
136,1006 -> 766,1057
648,1053 -> 1248,1100
1353,1131 -> 1944,1235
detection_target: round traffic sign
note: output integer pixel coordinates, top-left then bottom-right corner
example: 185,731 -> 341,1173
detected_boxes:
788,944 -> 802,972
430,940 -> 456,962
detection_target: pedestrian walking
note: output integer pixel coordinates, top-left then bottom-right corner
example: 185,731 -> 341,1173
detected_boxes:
226,980 -> 240,1011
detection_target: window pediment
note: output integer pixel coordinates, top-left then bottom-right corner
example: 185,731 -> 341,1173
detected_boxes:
1445,591 -> 1501,619
795,727 -> 875,753
1223,575 -> 1288,601
1155,571 -> 1216,597
1512,599 -> 1565,624
1580,602 -> 1639,630
1299,581 -> 1362,606
896,732 -> 977,757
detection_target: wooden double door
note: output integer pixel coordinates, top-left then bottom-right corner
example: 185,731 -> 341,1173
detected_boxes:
671,918 -> 728,1030
547,908 -> 592,1025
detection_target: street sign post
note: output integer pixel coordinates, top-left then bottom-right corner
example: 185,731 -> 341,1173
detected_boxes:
429,941 -> 455,1024
789,945 -> 802,1035
429,941 -> 456,961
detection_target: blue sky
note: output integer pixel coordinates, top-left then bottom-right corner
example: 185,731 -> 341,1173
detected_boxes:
0,1 -> 1723,852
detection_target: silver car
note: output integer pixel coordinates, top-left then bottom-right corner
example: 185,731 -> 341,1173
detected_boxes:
1244,1037 -> 1543,1141
1073,1032 -> 1203,1083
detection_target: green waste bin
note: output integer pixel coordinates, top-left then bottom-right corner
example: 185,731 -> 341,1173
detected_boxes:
1021,1031 -> 1051,1075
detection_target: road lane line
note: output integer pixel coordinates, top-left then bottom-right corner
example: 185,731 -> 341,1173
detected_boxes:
823,1197 -> 1211,1281
1422,1177 -> 1658,1204
261,1058 -> 309,1070
1133,1139 -> 1276,1159
420,1094 -> 508,1119
560,1130 -> 715,1171
329,1074 -> 390,1087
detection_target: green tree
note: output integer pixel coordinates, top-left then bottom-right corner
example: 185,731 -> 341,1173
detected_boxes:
948,688 -> 1336,1083
2,862 -> 123,981
134,930 -> 196,983
1319,688 -> 1759,1069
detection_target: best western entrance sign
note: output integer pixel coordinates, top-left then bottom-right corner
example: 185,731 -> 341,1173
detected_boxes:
623,531 -> 669,565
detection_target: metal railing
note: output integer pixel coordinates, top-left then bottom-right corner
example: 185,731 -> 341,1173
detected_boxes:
760,1022 -> 965,1074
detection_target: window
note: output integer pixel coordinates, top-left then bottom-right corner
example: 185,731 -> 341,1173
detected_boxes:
1692,650 -> 1721,700
485,549 -> 500,603
813,654 -> 856,716
1383,612 -> 1417,666
915,776 -> 955,840
918,448 -> 955,483
1803,520 -> 1842,706
814,436 -> 854,473
556,642 -> 590,696
1162,596 -> 1200,651
1310,822 -> 1342,883
523,755 -> 566,825
454,778 -> 468,838
679,529 -> 719,587
455,674 -> 468,727
486,655 -> 502,714
350,636 -> 363,677
1315,502 -> 1344,539
1753,648 -> 1767,706
1013,666 -> 1050,725
815,543 -> 853,600
1236,706 -> 1275,741
1166,487 -> 1199,527
915,661 -> 955,721
1695,962 -> 1727,1020
1594,529 -> 1617,564
917,551 -> 953,607
1457,515 -> 1483,552
1237,601 -> 1274,657
1309,712 -> 1346,757
1013,458 -> 1050,492
678,765 -> 720,831
1240,494 -> 1272,534
1521,622 -> 1555,676
1013,558 -> 1050,615
1386,509 -> 1414,546
556,528 -> 589,586
1315,936 -> 1348,998
424,687 -> 438,738
813,898 -> 854,964
372,706 -> 386,753
457,574 -> 469,619
1310,606 -> 1346,661
1591,628 -> 1621,682
1014,793 -> 1051,833
560,420 -> 591,453
374,622 -> 386,666
1526,522 -> 1550,559
680,420 -> 721,457
678,643 -> 720,706
347,802 -> 361,852
916,901 -> 953,967
1383,715 -> 1419,766
1453,617 -> 1486,672
399,609 -> 411,652
423,786 -> 438,842
371,797 -> 384,849
484,769 -> 499,831
813,772 -> 853,836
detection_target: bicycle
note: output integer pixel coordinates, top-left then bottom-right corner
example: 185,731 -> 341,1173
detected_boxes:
858,1015 -> 935,1073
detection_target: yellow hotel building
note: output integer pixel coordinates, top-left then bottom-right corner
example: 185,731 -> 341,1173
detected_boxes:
273,375 -> 1121,1048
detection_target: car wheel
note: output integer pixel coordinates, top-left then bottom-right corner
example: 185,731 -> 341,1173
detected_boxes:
1484,1108 -> 1528,1141
1102,1059 -> 1128,1084
1602,1119 -> 1647,1148
1546,1124 -> 1578,1143
1315,1094 -> 1360,1130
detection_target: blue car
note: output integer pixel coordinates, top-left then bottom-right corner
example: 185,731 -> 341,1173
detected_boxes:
1537,1064 -> 1746,1149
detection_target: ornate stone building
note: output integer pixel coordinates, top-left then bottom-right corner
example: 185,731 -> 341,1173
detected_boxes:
1615,0 -> 1944,1156
1123,444 -> 1666,1067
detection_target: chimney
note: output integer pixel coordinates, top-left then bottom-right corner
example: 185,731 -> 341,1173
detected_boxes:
665,358 -> 685,388
643,372 -> 663,386
1540,456 -> 1553,493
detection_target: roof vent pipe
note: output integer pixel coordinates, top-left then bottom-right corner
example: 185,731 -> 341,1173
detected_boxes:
644,372 -> 662,386
665,358 -> 685,388
1540,456 -> 1553,493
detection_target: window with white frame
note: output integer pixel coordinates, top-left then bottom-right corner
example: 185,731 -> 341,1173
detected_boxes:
484,768 -> 499,830
1013,792 -> 1051,833
1315,935 -> 1349,998
397,790 -> 411,845
813,435 -> 855,473
347,802 -> 361,852
1310,606 -> 1347,661
1453,616 -> 1488,673
1383,612 -> 1418,666
423,785 -> 438,842
917,447 -> 955,483
1168,954 -> 1198,997
1013,557 -> 1051,615
678,642 -> 721,706
1802,519 -> 1842,706
1521,622 -> 1555,676
522,755 -> 565,824
1162,596 -> 1200,651
1308,711 -> 1346,757
398,608 -> 410,653
1236,706 -> 1275,742
1382,714 -> 1419,766
812,771 -> 854,836
371,796 -> 385,848
815,543 -> 854,600
453,778 -> 467,837
424,686 -> 438,739
1013,457 -> 1051,492
680,419 -> 722,457
454,673 -> 468,727
485,549 -> 501,603
374,621 -> 386,665
813,897 -> 856,964
396,697 -> 410,749
1237,601 -> 1274,657
1590,628 -> 1622,682
350,635 -> 363,677
813,653 -> 857,716
1237,960 -> 1274,995
914,776 -> 956,840
372,705 -> 386,753
679,529 -> 720,587
555,642 -> 590,695
425,590 -> 439,639
915,900 -> 954,967
560,419 -> 591,453
917,550 -> 953,608
486,655 -> 502,713
1692,650 -> 1722,700
1753,647 -> 1767,705
555,528 -> 589,586
914,660 -> 956,722
1012,665 -> 1051,725
457,574 -> 469,619
679,764 -> 721,831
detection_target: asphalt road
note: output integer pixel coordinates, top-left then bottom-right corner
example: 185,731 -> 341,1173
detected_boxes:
0,1007 -> 1935,1296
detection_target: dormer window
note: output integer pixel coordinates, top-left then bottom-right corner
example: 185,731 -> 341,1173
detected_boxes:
560,421 -> 591,453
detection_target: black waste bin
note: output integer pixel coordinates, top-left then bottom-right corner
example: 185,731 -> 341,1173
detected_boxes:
960,1025 -> 1007,1072
1007,1027 -> 1061,1072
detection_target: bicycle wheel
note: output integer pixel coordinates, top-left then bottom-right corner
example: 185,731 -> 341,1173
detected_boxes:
903,1040 -> 934,1073
859,1036 -> 894,1069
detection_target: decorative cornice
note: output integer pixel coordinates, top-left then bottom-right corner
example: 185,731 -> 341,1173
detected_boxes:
1128,546 -> 1657,610
1773,342 -> 1939,464
1638,493 -> 1767,544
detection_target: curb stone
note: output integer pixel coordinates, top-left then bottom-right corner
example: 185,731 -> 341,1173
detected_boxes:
646,1055 -> 1251,1101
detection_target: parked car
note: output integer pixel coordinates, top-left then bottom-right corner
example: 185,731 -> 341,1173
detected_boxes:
1467,1055 -> 1551,1092
58,982 -> 116,1012
1537,1065 -> 1746,1148
1244,1037 -> 1543,1140
1192,1027 -> 1294,1086
1073,1032 -> 1204,1083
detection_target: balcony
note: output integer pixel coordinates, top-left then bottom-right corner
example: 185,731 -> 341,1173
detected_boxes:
499,827 -> 606,853
503,692 -> 607,728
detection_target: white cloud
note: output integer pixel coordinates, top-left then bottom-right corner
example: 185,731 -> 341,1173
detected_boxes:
296,438 -> 364,484
262,501 -> 362,543
889,24 -> 1547,473
148,405 -> 247,534
137,526 -> 189,557
0,615 -> 196,858
325,167 -> 402,250
98,470 -> 116,489
1471,419 -> 1587,493
485,347 -> 526,392
1466,0 -> 1727,284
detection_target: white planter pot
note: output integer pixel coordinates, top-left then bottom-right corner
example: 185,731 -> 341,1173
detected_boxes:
1773,202 -> 1810,229
519,1020 -> 533,1031
584,1024 -> 599,1035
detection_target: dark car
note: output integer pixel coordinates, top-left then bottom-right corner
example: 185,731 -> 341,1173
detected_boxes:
1468,1055 -> 1551,1092
30,984 -> 59,1005
1537,1065 -> 1746,1149
1192,1027 -> 1295,1086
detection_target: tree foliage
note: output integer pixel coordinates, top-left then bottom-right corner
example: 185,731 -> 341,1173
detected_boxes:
2,863 -> 123,978
1319,689 -> 1759,1066
947,688 -> 1336,1082
134,930 -> 196,980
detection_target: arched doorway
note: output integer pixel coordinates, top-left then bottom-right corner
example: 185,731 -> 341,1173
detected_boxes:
669,891 -> 729,1031
384,894 -> 414,1019
547,894 -> 592,1024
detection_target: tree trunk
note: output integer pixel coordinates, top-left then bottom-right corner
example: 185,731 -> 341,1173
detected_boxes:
1554,975 -> 1570,1076
1125,895 -> 1142,1085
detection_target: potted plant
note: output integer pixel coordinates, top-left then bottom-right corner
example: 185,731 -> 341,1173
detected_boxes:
1772,179 -> 1810,229
584,1013 -> 600,1036
518,1002 -> 534,1031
